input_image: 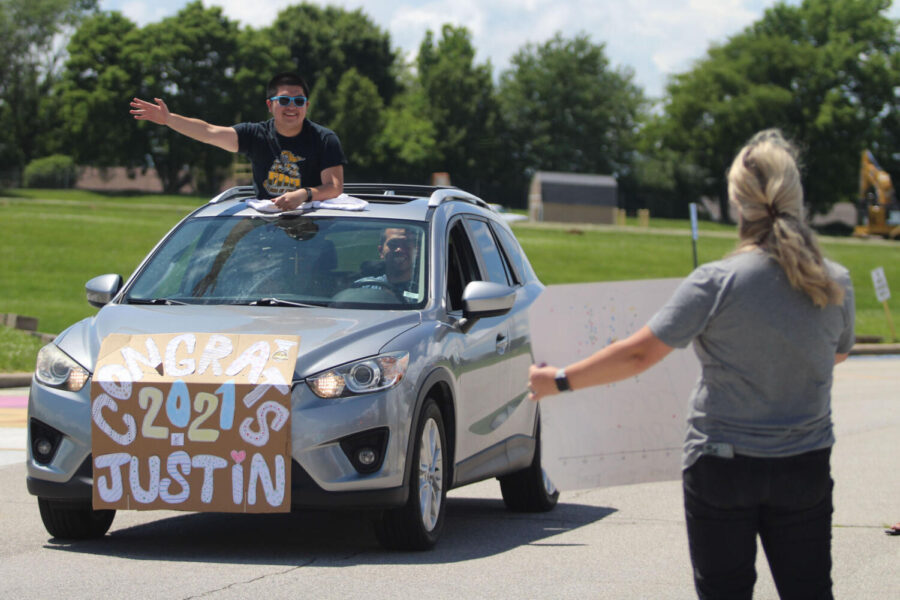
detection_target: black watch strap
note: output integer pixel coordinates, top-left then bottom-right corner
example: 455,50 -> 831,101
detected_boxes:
554,368 -> 570,392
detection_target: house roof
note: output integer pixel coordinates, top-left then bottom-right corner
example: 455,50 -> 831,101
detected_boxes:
534,171 -> 617,188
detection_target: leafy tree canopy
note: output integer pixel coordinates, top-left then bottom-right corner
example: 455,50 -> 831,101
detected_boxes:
416,24 -> 498,191
497,33 -> 645,180
59,1 -> 289,194
0,0 -> 97,173
658,0 -> 900,219
267,2 -> 398,126
56,11 -> 142,167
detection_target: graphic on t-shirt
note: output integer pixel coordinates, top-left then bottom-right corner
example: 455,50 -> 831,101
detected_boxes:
264,150 -> 304,195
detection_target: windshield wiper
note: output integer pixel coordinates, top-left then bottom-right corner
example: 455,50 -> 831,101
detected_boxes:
247,297 -> 320,308
126,297 -> 188,306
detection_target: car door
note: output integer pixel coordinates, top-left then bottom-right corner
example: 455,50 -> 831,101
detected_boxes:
446,217 -> 524,477
465,218 -> 536,441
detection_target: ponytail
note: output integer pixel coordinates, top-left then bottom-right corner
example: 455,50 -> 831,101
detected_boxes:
727,129 -> 844,308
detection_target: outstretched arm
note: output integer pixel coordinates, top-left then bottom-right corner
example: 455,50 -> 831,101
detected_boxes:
528,325 -> 674,401
130,97 -> 238,153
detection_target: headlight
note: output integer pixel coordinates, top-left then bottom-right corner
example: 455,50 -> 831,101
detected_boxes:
307,352 -> 409,399
35,344 -> 90,392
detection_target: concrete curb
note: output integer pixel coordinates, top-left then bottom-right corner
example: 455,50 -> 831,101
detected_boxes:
0,372 -> 32,388
849,343 -> 900,356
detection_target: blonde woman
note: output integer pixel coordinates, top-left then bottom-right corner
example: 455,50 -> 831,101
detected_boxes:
529,129 -> 855,599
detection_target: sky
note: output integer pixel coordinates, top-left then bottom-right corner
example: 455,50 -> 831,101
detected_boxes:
98,0 -> 900,101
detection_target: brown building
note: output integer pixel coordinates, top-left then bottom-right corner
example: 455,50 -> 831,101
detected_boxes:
528,171 -> 618,224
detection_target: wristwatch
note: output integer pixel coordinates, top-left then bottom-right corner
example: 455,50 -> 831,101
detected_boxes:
304,187 -> 313,202
554,368 -> 571,392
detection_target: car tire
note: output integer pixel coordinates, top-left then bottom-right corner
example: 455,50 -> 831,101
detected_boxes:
37,498 -> 115,539
498,419 -> 559,512
374,398 -> 447,550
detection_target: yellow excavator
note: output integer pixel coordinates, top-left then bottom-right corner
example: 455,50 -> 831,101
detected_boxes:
854,150 -> 900,239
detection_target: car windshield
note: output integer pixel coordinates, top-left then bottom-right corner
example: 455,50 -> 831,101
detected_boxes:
126,214 -> 428,309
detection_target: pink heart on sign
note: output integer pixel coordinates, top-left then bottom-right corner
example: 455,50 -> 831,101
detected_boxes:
230,450 -> 246,464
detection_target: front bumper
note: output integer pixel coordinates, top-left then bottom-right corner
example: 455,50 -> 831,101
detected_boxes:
27,456 -> 408,509
26,377 -> 415,508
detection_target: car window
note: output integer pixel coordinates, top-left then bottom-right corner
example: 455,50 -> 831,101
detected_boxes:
126,215 -> 427,309
446,221 -> 481,312
466,218 -> 510,285
493,225 -> 530,285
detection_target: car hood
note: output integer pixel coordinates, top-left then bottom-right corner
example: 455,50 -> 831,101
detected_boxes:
55,304 -> 421,379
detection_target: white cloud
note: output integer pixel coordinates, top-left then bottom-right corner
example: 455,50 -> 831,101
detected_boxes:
211,0 -> 293,28
113,0 -> 185,25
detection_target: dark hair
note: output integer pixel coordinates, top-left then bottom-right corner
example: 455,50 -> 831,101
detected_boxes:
266,72 -> 310,98
379,227 -> 415,249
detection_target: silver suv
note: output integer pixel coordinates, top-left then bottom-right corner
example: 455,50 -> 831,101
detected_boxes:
26,184 -> 557,550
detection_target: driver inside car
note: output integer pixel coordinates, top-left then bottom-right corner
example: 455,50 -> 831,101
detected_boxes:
353,227 -> 420,302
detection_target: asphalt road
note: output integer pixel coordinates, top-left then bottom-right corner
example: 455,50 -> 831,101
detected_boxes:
1,356 -> 898,599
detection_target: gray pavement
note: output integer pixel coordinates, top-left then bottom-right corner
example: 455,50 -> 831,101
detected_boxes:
0,355 -> 898,599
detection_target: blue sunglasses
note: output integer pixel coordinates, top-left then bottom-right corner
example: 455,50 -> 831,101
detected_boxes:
269,95 -> 308,107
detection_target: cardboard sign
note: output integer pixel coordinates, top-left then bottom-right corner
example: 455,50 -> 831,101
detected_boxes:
91,333 -> 300,513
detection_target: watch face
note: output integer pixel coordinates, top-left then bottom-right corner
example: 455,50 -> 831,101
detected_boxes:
555,369 -> 569,392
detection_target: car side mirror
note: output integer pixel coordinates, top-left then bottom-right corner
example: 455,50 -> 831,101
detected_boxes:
86,274 -> 123,308
457,281 -> 516,333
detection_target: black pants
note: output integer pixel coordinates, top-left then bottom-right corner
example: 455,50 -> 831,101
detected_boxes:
683,448 -> 833,600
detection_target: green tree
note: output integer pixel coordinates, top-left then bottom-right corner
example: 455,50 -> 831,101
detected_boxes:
374,73 -> 438,183
416,24 -> 500,195
496,33 -> 645,206
232,27 -> 293,123
130,2 -> 288,194
0,0 -> 97,181
267,3 -> 398,126
658,0 -> 899,220
330,69 -> 384,179
133,2 -> 240,194
56,11 -> 144,169
58,6 -> 290,192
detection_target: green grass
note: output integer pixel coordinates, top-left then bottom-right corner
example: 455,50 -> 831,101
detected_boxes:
513,226 -> 727,282
817,242 -> 899,341
0,189 -> 897,374
513,221 -> 900,342
4,188 -> 201,206
0,189 -> 204,334
0,326 -> 45,372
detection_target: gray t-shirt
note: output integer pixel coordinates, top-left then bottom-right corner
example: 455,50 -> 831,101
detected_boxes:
647,250 -> 855,469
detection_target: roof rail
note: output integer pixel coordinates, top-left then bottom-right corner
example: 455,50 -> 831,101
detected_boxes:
342,183 -> 490,210
427,187 -> 490,210
343,183 -> 455,197
206,183 -> 492,211
208,185 -> 256,204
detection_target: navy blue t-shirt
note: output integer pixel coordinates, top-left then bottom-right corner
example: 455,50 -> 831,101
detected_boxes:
233,119 -> 346,199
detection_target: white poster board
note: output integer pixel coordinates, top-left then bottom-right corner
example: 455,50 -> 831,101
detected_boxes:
871,266 -> 891,303
529,279 -> 700,491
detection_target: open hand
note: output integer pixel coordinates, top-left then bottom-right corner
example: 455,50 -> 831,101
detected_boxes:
130,97 -> 170,126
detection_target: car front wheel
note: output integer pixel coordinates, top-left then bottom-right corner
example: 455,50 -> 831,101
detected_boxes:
37,498 -> 115,539
374,398 -> 447,550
